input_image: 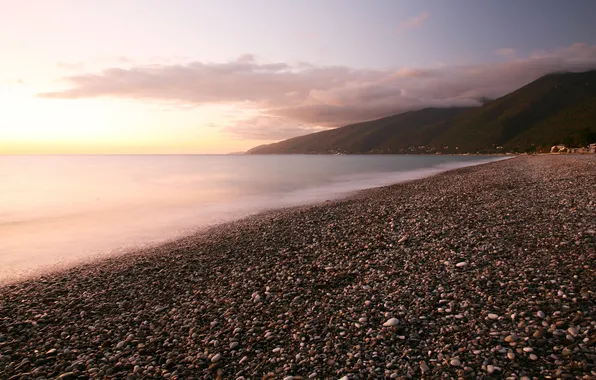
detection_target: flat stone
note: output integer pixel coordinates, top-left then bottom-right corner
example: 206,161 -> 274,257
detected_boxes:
383,318 -> 399,327
57,373 -> 77,380
533,329 -> 546,338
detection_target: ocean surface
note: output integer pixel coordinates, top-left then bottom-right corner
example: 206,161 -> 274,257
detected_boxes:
0,154 -> 504,282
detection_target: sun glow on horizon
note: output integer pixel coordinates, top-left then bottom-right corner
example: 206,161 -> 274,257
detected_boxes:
0,84 -> 269,154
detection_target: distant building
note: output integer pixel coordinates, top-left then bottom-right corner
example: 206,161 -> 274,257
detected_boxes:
551,145 -> 568,153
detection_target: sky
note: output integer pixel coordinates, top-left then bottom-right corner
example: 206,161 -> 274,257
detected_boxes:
1,0 -> 596,153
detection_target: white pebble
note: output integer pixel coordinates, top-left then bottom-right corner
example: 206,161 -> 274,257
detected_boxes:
383,318 -> 399,327
211,353 -> 222,362
455,261 -> 468,268
450,358 -> 461,367
488,313 -> 499,320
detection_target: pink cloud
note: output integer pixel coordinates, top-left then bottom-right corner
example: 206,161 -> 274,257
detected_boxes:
224,115 -> 327,140
38,43 -> 596,140
396,11 -> 429,33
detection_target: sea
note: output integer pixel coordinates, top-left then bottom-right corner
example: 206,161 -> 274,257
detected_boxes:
0,154 -> 504,282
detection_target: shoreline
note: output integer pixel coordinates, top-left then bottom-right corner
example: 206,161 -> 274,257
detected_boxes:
1,155 -> 595,379
0,155 -> 506,285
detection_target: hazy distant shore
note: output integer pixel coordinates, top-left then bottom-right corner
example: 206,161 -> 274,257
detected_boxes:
1,155 -> 595,379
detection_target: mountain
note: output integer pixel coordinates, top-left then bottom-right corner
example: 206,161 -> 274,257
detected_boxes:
247,107 -> 474,154
247,70 -> 596,154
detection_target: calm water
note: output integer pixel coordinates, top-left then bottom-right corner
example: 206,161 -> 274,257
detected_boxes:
0,154 -> 503,282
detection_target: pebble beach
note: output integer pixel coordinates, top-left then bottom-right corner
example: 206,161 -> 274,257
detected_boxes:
1,155 -> 595,379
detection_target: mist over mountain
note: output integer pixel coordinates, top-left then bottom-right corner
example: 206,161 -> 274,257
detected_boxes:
248,70 -> 596,154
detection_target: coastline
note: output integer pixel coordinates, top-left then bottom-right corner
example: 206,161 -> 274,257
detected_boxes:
1,155 -> 595,378
0,155 -> 506,284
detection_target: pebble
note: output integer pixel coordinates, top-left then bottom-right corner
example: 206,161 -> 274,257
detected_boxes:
0,156 -> 594,379
382,318 -> 399,327
488,313 -> 499,320
57,373 -> 76,380
455,261 -> 468,268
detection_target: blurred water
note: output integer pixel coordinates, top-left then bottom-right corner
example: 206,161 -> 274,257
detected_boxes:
0,154 -> 503,282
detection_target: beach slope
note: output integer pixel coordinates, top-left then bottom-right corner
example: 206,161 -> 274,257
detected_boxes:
1,155 -> 595,379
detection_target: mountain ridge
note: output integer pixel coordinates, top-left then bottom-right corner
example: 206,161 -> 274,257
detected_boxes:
248,70 -> 596,154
